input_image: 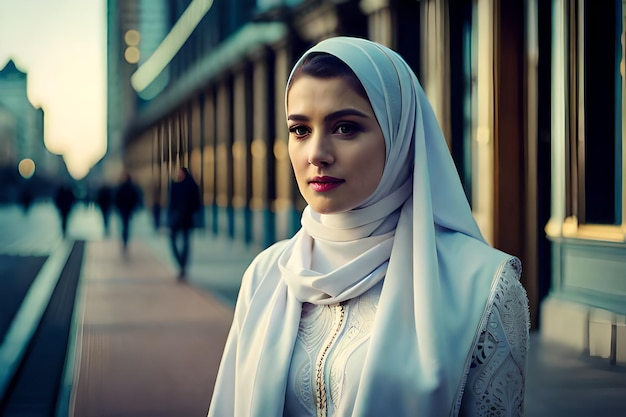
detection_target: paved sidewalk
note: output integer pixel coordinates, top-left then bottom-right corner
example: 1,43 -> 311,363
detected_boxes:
525,333 -> 626,417
144,227 -> 263,308
69,235 -> 246,417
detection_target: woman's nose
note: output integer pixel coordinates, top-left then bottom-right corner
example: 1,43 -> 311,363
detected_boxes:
308,134 -> 334,166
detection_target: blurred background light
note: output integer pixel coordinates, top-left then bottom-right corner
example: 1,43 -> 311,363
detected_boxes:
125,46 -> 141,64
124,29 -> 141,46
18,158 -> 35,178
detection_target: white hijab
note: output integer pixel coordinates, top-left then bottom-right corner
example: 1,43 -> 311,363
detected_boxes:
208,37 -> 516,416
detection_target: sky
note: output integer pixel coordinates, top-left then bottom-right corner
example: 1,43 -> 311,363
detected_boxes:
0,0 -> 106,179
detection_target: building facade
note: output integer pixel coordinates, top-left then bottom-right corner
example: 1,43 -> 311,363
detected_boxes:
0,59 -> 63,201
108,0 -> 626,366
541,0 -> 626,366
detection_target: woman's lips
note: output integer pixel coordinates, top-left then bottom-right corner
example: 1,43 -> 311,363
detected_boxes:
309,176 -> 344,192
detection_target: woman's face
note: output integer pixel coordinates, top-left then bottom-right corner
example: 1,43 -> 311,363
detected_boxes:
287,75 -> 385,214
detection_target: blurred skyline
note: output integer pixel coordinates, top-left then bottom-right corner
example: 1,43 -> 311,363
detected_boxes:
0,0 -> 107,179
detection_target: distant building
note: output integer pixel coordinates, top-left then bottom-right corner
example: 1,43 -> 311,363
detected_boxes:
0,59 -> 64,201
0,60 -> 43,166
102,0 -> 169,184
0,103 -> 17,168
115,0 -> 626,369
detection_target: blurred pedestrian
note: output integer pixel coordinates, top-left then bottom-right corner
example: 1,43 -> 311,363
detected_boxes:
152,185 -> 162,231
18,185 -> 34,214
167,167 -> 201,279
114,172 -> 141,253
53,183 -> 76,237
96,184 -> 113,236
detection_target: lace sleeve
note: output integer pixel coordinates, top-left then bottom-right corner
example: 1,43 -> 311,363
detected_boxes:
459,260 -> 530,416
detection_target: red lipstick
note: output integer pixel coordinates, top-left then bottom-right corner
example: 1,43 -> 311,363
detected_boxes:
309,176 -> 344,192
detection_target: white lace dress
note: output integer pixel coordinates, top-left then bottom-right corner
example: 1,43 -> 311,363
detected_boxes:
283,261 -> 529,417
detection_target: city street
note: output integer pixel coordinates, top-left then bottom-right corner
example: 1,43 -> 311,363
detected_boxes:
0,202 -> 95,415
1,0 -> 625,414
0,201 -> 625,416
0,200 -> 259,416
0,203 -> 65,255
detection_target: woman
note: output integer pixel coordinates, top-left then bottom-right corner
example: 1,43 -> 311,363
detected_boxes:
208,36 -> 529,416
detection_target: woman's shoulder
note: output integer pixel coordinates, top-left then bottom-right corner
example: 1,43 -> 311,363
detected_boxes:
249,239 -> 290,270
240,239 -> 291,291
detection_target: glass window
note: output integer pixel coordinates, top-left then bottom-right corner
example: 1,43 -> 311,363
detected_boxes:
579,0 -> 622,225
449,0 -> 476,202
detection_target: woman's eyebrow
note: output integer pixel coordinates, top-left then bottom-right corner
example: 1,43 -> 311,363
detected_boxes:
287,108 -> 370,122
286,114 -> 308,122
324,108 -> 370,121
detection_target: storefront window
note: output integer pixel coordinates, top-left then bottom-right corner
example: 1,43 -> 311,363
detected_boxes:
579,0 -> 622,225
449,0 -> 476,202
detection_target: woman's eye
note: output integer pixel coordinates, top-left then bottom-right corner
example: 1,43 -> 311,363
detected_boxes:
289,125 -> 309,137
335,123 -> 359,136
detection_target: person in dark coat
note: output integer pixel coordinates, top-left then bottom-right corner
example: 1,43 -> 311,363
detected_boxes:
114,172 -> 141,253
96,184 -> 113,236
151,185 -> 162,232
167,167 -> 201,279
53,183 -> 76,237
19,186 -> 35,214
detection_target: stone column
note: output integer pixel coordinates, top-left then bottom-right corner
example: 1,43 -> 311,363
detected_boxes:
216,76 -> 234,238
251,46 -> 277,247
360,0 -> 395,47
232,60 -> 254,242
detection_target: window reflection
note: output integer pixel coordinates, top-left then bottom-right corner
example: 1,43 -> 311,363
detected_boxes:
580,0 -> 622,225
